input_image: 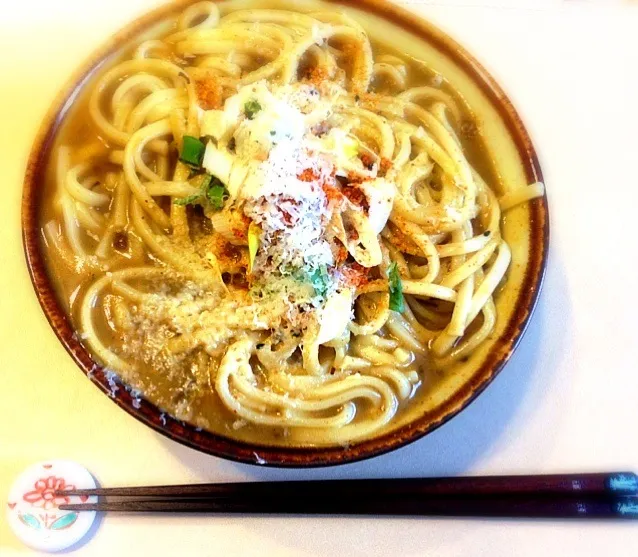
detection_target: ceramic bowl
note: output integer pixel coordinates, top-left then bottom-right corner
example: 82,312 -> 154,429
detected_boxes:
22,0 -> 549,467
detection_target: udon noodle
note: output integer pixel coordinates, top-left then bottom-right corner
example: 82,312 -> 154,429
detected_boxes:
41,1 -> 544,445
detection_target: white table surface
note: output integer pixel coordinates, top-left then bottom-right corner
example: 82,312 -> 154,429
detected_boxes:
2,0 -> 637,555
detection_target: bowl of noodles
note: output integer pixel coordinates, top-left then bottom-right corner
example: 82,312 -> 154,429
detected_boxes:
22,0 -> 548,466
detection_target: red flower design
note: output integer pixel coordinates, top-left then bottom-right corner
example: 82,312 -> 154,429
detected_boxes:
23,476 -> 76,510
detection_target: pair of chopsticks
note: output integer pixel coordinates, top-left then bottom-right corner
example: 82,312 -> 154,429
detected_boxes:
58,472 -> 638,519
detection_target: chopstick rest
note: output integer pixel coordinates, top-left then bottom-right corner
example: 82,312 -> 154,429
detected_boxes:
6,461 -> 98,552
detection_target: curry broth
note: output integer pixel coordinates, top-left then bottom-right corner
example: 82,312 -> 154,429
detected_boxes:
38,4 -> 505,446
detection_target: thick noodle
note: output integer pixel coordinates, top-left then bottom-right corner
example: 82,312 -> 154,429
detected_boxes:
44,2 -> 544,446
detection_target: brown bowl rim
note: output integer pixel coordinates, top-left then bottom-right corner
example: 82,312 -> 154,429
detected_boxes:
21,0 -> 549,467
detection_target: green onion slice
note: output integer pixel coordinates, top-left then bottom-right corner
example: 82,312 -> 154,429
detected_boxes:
180,135 -> 205,167
387,261 -> 404,312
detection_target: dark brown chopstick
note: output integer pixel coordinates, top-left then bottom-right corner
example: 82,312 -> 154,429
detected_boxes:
59,472 -> 638,499
60,495 -> 638,519
57,472 -> 638,519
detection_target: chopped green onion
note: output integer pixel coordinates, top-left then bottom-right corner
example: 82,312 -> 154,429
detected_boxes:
190,173 -> 212,190
179,135 -> 205,167
173,194 -> 202,206
173,173 -> 221,207
343,135 -> 359,158
244,99 -> 262,120
248,222 -> 260,273
387,262 -> 404,312
308,265 -> 331,299
206,177 -> 229,210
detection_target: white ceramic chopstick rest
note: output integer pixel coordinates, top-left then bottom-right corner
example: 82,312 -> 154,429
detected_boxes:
6,460 -> 97,552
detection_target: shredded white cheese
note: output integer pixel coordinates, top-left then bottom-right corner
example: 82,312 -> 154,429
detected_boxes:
199,79 -> 397,336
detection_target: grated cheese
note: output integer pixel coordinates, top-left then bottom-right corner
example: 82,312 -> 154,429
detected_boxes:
198,79 -> 398,337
